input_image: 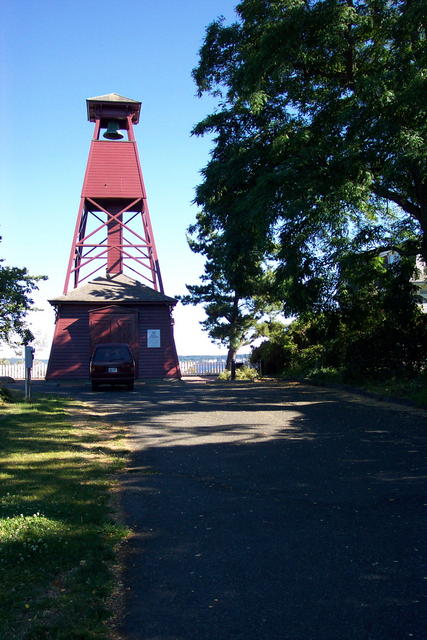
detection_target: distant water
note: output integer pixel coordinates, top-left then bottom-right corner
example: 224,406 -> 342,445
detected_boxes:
178,354 -> 250,361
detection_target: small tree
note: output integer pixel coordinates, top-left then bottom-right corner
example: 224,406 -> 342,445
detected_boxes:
180,213 -> 277,373
181,280 -> 269,371
0,238 -> 47,347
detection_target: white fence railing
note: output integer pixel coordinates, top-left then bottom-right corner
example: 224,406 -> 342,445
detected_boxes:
0,363 -> 47,380
179,359 -> 225,376
0,358 -> 250,380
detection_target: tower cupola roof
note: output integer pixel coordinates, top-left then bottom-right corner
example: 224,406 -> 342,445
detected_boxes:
86,93 -> 141,123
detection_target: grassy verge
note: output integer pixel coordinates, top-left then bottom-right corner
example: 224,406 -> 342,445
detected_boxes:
0,391 -> 130,639
360,372 -> 427,407
302,368 -> 427,408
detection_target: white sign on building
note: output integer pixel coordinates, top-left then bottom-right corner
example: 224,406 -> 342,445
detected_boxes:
147,329 -> 161,348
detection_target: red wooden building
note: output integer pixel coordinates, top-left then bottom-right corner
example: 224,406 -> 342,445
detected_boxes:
46,94 -> 180,380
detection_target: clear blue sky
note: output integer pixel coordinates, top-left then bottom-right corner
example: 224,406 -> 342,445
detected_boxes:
0,0 -> 240,357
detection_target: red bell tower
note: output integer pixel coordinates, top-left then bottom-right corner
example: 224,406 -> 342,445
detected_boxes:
64,93 -> 163,293
46,94 -> 180,380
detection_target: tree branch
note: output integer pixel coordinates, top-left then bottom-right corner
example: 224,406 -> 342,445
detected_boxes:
372,185 -> 422,219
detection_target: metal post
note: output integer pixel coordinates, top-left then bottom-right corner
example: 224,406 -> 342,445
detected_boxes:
24,345 -> 34,401
25,367 -> 32,401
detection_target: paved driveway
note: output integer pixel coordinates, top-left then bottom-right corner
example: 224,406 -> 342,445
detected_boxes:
27,379 -> 427,639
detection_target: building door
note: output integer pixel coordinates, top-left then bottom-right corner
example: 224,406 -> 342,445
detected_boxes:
89,307 -> 138,375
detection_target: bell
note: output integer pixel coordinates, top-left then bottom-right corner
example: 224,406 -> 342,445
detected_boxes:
103,120 -> 124,140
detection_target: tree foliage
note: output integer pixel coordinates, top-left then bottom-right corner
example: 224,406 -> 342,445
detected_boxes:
187,0 -> 426,373
192,0 -> 427,316
0,239 -> 47,346
251,252 -> 427,379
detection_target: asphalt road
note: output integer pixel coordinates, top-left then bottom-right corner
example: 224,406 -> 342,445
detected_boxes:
22,379 -> 427,639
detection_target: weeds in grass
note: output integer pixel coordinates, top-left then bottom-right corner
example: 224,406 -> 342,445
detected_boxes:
0,395 -> 130,639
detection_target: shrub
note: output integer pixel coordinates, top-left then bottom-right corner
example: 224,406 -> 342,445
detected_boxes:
0,385 -> 13,402
250,339 -> 295,375
304,367 -> 344,383
236,365 -> 258,380
217,365 -> 258,381
344,316 -> 427,381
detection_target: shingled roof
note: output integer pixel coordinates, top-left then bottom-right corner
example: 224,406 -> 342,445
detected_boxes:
86,93 -> 141,123
86,93 -> 140,104
87,93 -> 139,104
49,274 -> 177,305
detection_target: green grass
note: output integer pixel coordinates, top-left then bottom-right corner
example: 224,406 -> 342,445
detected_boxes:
361,371 -> 427,407
0,393 -> 130,639
298,368 -> 427,408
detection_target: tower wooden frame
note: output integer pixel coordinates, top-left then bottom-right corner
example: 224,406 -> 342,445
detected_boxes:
64,94 -> 163,294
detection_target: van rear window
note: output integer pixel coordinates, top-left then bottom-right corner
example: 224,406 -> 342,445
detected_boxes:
93,346 -> 131,362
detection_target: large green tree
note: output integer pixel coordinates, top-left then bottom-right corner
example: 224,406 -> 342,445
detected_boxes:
192,0 -> 427,314
0,239 -> 46,346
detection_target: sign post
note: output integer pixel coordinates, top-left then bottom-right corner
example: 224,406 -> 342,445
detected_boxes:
24,346 -> 35,401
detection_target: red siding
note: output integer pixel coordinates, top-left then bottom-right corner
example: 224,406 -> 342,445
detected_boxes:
137,306 -> 180,378
46,303 -> 180,380
46,308 -> 90,378
82,141 -> 143,198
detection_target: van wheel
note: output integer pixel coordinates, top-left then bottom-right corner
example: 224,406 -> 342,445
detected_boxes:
127,382 -> 134,391
91,382 -> 99,391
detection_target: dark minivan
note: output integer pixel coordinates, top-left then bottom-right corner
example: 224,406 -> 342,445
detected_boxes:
90,343 -> 135,391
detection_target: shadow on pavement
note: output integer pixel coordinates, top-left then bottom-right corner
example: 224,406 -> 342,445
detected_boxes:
11,379 -> 427,640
